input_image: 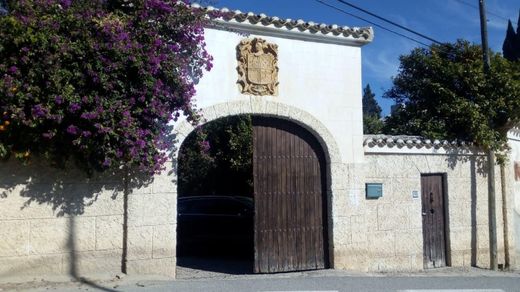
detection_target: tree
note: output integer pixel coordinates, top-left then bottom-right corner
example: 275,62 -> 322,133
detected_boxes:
362,84 -> 383,134
0,0 -> 212,175
502,11 -> 520,62
384,40 -> 520,154
178,115 -> 253,197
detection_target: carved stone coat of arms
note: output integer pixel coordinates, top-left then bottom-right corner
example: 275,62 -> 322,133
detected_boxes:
237,38 -> 279,96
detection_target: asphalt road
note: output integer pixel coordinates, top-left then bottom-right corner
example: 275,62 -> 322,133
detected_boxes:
8,269 -> 520,292
112,275 -> 520,292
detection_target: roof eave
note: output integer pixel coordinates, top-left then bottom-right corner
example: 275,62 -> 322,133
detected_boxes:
209,19 -> 373,47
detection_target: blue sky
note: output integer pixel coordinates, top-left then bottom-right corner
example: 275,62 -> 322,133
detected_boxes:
205,0 -> 519,115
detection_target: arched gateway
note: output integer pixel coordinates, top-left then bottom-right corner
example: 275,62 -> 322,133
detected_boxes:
174,101 -> 340,273
170,3 -> 373,275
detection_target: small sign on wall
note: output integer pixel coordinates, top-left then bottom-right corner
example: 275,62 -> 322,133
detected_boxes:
412,190 -> 419,199
366,183 -> 383,199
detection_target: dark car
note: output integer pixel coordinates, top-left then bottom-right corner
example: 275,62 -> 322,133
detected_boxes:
177,196 -> 254,256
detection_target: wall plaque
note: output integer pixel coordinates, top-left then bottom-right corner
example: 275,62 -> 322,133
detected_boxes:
237,38 -> 279,96
366,183 -> 383,199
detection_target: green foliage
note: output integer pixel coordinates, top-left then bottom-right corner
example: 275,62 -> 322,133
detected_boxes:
362,84 -> 383,134
363,115 -> 384,134
503,11 -> 520,62
383,40 -> 520,152
178,115 -> 253,197
0,0 -> 212,175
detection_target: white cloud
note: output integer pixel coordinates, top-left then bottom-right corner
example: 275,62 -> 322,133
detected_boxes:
363,33 -> 417,83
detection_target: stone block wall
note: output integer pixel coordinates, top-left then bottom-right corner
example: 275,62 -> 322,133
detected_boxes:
125,163 -> 177,277
2,147 -> 518,278
0,158 -> 177,281
331,151 -> 516,272
0,159 -> 125,280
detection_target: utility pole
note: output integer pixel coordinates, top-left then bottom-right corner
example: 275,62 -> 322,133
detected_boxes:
479,0 -> 498,271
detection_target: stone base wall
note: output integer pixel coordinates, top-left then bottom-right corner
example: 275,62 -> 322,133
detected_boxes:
125,163 -> 177,277
0,159 -> 176,281
0,159 -> 124,280
2,149 -> 518,279
330,153 -> 516,272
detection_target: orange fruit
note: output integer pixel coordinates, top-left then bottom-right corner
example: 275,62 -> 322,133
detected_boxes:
3,121 -> 9,126
0,125 -> 5,131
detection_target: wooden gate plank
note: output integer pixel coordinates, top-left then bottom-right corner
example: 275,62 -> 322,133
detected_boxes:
274,126 -> 282,272
270,126 -> 276,273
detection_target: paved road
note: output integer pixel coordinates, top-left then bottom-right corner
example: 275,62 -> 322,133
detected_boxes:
6,268 -> 520,292
113,275 -> 520,292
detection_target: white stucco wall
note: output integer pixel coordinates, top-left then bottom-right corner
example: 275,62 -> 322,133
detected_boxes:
192,27 -> 364,164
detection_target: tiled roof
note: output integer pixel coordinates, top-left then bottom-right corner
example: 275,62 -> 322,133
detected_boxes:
363,135 -> 474,149
189,3 -> 374,43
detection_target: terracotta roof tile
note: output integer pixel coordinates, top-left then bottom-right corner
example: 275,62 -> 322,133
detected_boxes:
188,3 -> 374,43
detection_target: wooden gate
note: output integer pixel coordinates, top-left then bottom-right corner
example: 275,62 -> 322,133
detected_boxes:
252,117 -> 328,273
420,174 -> 448,269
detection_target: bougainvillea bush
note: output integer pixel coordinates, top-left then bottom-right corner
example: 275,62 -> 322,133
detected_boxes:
0,0 -> 212,174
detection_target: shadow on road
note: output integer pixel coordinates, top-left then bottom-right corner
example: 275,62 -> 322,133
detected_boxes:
176,255 -> 253,278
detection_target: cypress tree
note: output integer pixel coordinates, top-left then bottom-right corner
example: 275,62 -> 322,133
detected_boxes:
517,11 -> 520,57
362,84 -> 382,118
362,84 -> 383,134
503,11 -> 520,62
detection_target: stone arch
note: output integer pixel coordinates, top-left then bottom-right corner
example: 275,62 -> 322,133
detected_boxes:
172,99 -> 342,269
173,99 -> 341,165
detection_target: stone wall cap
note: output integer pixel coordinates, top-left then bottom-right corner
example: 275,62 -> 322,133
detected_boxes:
188,2 -> 374,45
363,134 -> 475,150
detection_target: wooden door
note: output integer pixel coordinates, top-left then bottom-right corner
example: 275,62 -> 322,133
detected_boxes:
421,174 -> 447,269
252,117 -> 328,273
